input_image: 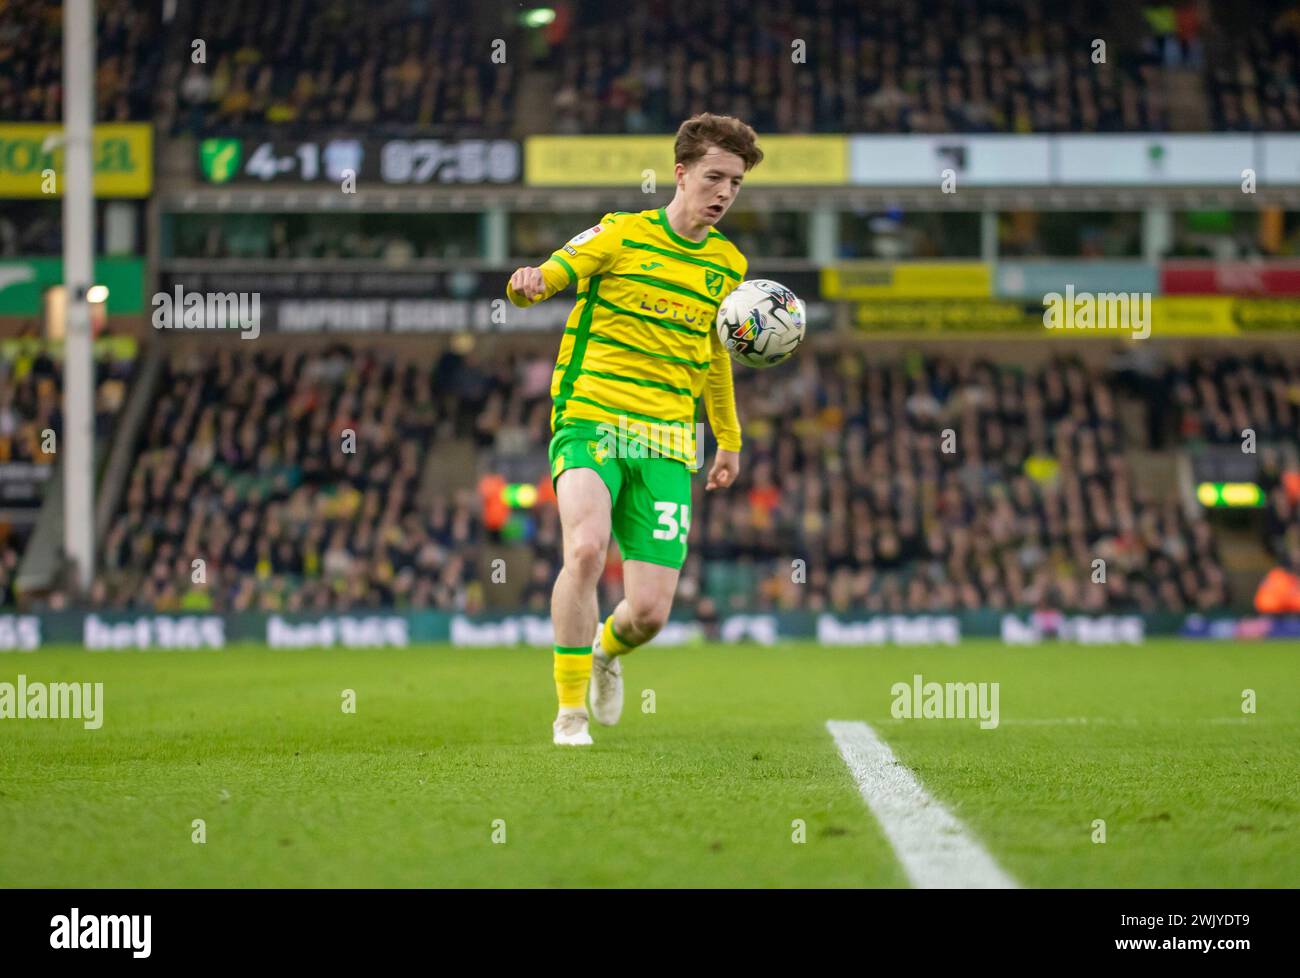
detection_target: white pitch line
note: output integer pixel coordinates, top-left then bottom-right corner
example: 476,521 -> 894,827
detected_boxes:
874,717 -> 1279,727
826,720 -> 1020,889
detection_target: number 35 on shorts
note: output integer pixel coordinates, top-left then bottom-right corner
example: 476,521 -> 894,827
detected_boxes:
652,501 -> 690,543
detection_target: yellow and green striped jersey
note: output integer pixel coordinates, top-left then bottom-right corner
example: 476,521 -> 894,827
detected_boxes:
506,207 -> 745,467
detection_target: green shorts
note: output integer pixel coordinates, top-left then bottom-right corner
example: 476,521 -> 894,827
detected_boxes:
549,421 -> 693,569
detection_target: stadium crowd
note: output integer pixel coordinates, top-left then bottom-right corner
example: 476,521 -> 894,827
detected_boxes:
1,0 -> 514,134
1206,7 -> 1300,131
90,346 -> 490,612
160,0 -> 516,135
1157,353 -> 1300,572
0,335 -> 135,606
546,0 -> 1169,135
1163,353 -> 1300,446
59,344 -> 1241,616
0,0 -> 160,123
0,334 -> 132,468
3,0 -> 1275,135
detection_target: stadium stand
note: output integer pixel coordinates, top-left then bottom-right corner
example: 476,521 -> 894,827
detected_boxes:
0,334 -> 136,606
1160,354 -> 1300,570
13,0 -> 1300,139
0,0 -> 162,122
14,0 -> 1281,134
14,0 -> 1300,138
1165,354 -> 1300,446
91,346 -> 488,612
74,344 -> 1236,616
544,0 -> 1169,134
1205,5 -> 1300,131
0,333 -> 132,467
159,0 -> 517,135
1,0 -> 516,133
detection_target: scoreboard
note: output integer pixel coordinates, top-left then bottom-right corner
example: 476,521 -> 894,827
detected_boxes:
198,137 -> 521,185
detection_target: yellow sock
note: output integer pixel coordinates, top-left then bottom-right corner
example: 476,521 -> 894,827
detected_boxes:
601,614 -> 635,656
553,646 -> 592,710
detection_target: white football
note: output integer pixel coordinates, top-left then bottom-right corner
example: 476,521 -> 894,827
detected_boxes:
716,278 -> 807,368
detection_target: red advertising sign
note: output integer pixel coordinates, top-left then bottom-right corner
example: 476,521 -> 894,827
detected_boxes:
1162,261 -> 1300,296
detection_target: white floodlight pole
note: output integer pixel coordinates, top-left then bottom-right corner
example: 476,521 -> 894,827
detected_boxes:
62,0 -> 96,594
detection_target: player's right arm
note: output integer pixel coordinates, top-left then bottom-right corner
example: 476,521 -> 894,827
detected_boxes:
507,265 -> 549,305
505,213 -> 623,308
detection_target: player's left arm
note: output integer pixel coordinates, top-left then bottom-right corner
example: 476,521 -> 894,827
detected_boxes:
704,306 -> 742,492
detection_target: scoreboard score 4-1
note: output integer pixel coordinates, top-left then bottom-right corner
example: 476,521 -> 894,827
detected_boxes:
197,137 -> 521,185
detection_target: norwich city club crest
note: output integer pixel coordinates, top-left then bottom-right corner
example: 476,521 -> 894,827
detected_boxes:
705,270 -> 724,297
588,440 -> 610,465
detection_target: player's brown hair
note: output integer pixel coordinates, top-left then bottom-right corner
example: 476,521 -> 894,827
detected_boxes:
674,113 -> 764,171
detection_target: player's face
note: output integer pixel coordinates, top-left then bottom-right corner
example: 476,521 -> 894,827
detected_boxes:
680,146 -> 746,227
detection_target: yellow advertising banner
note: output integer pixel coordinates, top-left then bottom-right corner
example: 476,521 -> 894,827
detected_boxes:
525,135 -> 846,186
1043,297 -> 1236,338
1149,296 -> 1235,334
1233,298 -> 1300,331
848,296 -> 1288,336
740,135 -> 847,185
0,123 -> 153,197
826,262 -> 993,299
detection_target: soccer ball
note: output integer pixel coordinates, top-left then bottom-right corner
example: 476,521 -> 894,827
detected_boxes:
716,279 -> 807,368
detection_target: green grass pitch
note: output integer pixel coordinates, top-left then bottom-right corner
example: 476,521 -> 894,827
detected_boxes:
1,640 -> 1297,887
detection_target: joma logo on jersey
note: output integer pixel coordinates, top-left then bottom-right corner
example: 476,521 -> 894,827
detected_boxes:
704,270 -> 725,297
638,293 -> 710,324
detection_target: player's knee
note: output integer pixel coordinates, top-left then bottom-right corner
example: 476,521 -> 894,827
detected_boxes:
627,595 -> 671,637
564,537 -> 606,581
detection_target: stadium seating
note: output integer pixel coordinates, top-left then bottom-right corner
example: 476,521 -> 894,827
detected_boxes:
76,344 -> 1239,615
0,0 -> 161,122
545,0 -> 1168,134
1206,9 -> 1300,131
12,0 -> 1290,134
92,346 -> 488,611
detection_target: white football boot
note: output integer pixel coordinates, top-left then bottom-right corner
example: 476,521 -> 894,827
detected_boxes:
588,635 -> 624,726
552,708 -> 593,746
